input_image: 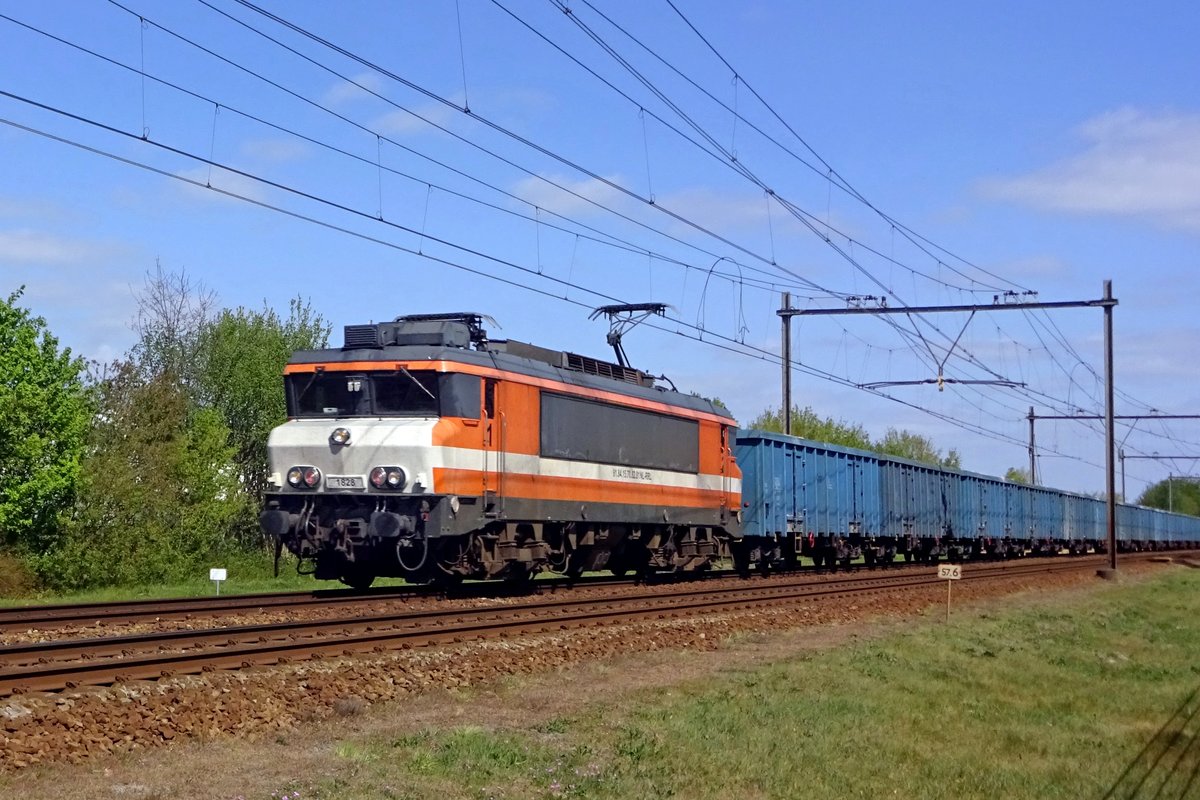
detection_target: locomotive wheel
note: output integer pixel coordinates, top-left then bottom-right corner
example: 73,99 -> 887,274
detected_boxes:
432,570 -> 465,589
340,567 -> 376,591
564,558 -> 586,580
729,541 -> 753,578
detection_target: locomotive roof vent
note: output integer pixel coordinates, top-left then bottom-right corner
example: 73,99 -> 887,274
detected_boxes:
487,339 -> 654,387
343,324 -> 382,349
563,352 -> 653,386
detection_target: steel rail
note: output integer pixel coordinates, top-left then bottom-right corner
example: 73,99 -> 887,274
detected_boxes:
0,565 -> 1031,667
0,573 -> 642,632
0,550 -> 1155,632
0,555 -> 1140,697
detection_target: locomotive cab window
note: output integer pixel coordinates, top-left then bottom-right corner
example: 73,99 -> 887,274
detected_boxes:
373,370 -> 439,416
286,370 -> 481,418
289,372 -> 370,417
439,373 -> 482,419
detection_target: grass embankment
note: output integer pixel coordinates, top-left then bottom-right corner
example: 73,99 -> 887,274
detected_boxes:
1,556 -> 852,607
0,570 -> 424,607
315,568 -> 1199,799
0,558 -> 415,607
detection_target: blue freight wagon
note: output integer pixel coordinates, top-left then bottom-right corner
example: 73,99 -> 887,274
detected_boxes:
735,429 -> 1200,569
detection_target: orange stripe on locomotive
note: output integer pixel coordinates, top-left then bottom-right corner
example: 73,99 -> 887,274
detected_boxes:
284,358 -> 741,513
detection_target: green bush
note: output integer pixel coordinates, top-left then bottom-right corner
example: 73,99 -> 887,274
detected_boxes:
33,367 -> 254,590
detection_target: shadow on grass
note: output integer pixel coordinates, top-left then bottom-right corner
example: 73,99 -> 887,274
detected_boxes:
1102,685 -> 1200,799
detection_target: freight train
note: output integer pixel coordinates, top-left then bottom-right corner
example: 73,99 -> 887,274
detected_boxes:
259,312 -> 1200,587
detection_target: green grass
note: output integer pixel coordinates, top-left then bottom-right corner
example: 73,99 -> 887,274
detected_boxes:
0,551 -> 855,607
0,561 -> 419,607
302,568 -> 1200,799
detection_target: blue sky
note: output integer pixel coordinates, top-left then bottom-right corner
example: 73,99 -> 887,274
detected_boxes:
2,0 -> 1198,498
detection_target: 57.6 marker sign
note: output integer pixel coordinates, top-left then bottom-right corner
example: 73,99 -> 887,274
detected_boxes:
938,564 -> 961,622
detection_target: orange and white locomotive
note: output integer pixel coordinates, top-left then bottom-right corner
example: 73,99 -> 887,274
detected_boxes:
259,313 -> 742,587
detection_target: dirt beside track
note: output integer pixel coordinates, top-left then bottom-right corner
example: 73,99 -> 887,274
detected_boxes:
0,561 -> 1167,775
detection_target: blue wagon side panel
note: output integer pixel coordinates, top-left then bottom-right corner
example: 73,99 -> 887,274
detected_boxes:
735,431 -> 882,539
736,434 -> 786,537
735,428 -> 1200,553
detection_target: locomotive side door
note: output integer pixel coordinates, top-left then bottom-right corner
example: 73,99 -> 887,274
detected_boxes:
720,424 -> 731,518
482,378 -> 500,517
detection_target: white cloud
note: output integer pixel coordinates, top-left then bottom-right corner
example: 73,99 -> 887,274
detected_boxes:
653,186 -> 826,239
657,186 -> 772,230
981,108 -> 1200,232
0,197 -> 74,223
4,262 -> 140,365
174,166 -> 267,204
511,173 -> 631,217
0,229 -> 122,265
507,176 -> 822,243
373,101 -> 464,137
239,138 -> 310,164
982,254 -> 1073,282
321,73 -> 385,106
1117,326 -> 1200,385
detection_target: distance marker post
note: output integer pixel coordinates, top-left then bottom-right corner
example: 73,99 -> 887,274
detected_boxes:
937,564 -> 962,621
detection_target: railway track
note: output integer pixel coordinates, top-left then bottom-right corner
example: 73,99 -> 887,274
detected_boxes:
0,573 -> 639,633
0,555 -> 1138,697
0,551 -> 1148,633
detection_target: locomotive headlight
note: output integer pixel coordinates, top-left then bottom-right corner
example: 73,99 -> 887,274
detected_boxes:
386,468 -> 405,489
330,427 -> 351,445
369,466 -> 406,490
302,466 -> 322,488
287,466 -> 322,489
369,466 -> 387,489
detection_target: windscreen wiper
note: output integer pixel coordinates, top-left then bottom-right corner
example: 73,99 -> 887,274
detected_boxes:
398,366 -> 436,401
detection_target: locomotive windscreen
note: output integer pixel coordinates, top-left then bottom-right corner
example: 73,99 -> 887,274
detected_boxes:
287,371 -> 442,417
540,393 -> 700,473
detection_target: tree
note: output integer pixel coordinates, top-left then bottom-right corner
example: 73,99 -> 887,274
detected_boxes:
39,362 -> 249,589
876,428 -> 961,469
1137,478 -> 1200,517
130,262 -> 216,389
747,405 -> 873,450
0,289 -> 90,552
747,405 -> 967,469
196,298 -> 330,507
1004,467 -> 1031,484
24,264 -> 333,587
690,393 -> 729,413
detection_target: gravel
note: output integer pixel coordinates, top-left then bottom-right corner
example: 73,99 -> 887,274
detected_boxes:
0,561 -> 1162,771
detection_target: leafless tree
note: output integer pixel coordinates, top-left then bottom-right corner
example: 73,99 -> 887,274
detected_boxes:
130,260 -> 217,391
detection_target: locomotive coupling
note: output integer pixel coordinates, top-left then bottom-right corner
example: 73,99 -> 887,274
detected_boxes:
259,509 -> 294,539
369,511 -> 417,538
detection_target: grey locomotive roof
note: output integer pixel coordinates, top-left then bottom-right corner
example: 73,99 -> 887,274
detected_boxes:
286,343 -> 733,421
